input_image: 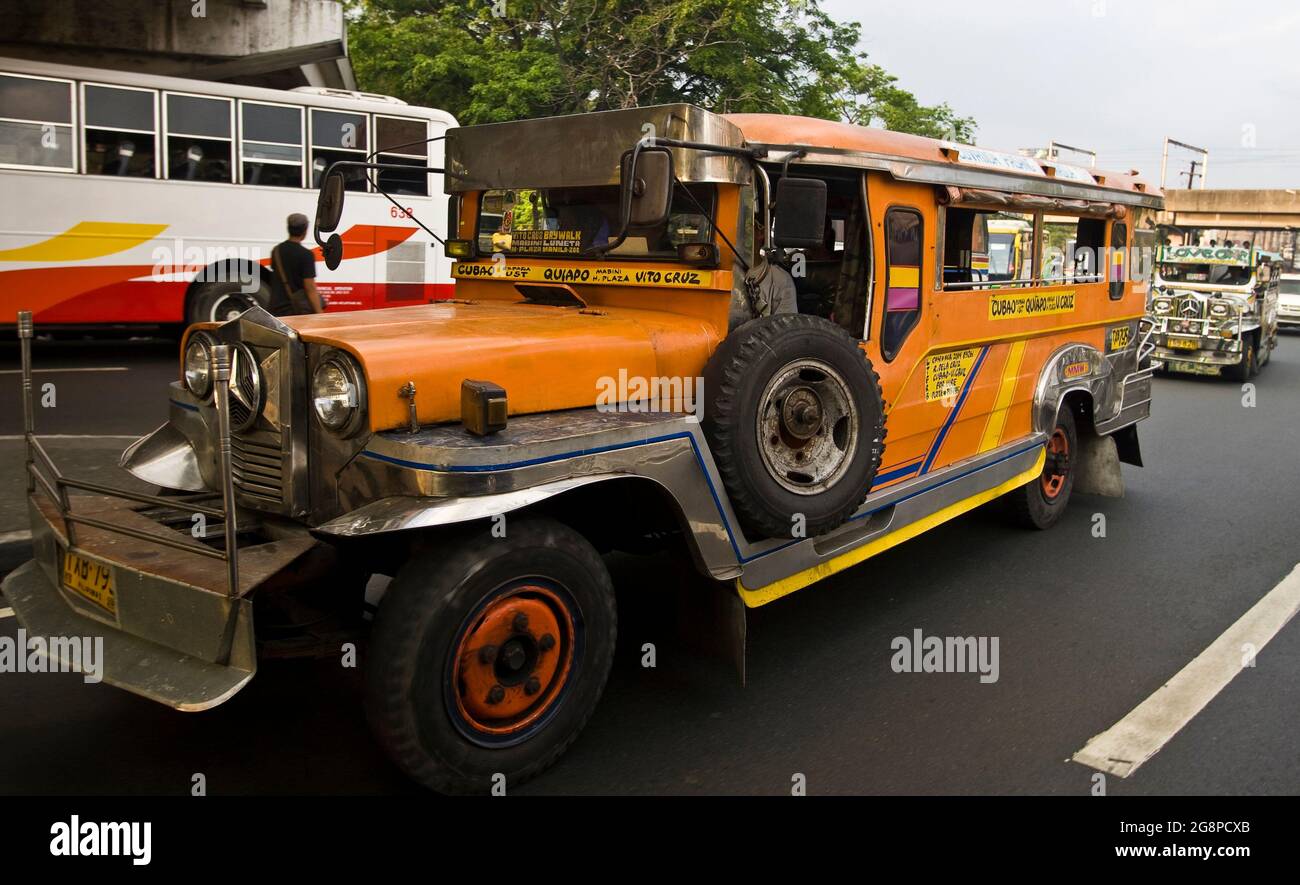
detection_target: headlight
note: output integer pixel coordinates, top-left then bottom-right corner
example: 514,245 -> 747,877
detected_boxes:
1209,301 -> 1230,318
183,333 -> 215,399
312,353 -> 365,435
1152,298 -> 1173,314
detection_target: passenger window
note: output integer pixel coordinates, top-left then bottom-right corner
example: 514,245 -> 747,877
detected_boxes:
941,208 -> 990,289
1075,218 -> 1106,284
0,73 -> 74,171
375,116 -> 429,196
1109,222 -> 1128,300
1040,216 -> 1081,283
240,102 -> 303,188
83,84 -> 156,177
882,207 -> 923,361
165,93 -> 232,182
986,211 -> 1034,286
311,108 -> 368,191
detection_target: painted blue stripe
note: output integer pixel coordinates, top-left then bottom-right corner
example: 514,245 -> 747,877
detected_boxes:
920,346 -> 989,476
170,399 -> 199,413
360,423 -> 1043,567
872,459 -> 922,486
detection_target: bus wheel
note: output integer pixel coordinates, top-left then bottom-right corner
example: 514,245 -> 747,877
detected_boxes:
704,314 -> 884,540
188,279 -> 271,326
1007,407 -> 1077,530
364,518 -> 616,795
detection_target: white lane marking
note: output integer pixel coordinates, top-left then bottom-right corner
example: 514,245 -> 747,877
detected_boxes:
0,608 -> 13,620
0,367 -> 128,375
0,530 -> 32,546
0,434 -> 141,441
1073,563 -> 1300,778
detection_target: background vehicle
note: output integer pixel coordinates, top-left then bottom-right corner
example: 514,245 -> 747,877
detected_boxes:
0,57 -> 455,329
1278,272 -> 1300,330
5,104 -> 1160,794
1148,244 -> 1279,378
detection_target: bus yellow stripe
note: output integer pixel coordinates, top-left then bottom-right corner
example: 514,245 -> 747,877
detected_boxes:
0,221 -> 168,262
979,339 -> 1027,452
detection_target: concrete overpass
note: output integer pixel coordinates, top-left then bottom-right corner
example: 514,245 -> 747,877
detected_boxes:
0,0 -> 355,90
1158,189 -> 1300,267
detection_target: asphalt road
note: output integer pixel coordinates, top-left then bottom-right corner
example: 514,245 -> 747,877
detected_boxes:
1,334 -> 1297,796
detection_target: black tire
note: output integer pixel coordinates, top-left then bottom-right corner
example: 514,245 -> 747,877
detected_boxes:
364,518 -> 617,795
703,314 -> 885,540
1007,407 -> 1077,530
1226,338 -> 1256,382
187,278 -> 272,326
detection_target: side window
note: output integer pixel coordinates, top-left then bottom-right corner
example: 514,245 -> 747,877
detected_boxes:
940,207 -> 990,289
1075,218 -> 1106,284
165,93 -> 232,182
1109,221 -> 1128,300
83,83 -> 156,177
311,108 -> 368,191
986,211 -> 1035,285
1040,216 -> 1080,283
0,73 -> 75,171
240,101 -> 303,188
882,207 -> 923,362
375,115 -> 429,196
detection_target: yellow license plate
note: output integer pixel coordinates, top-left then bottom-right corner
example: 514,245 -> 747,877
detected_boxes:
62,551 -> 117,616
1166,336 -> 1199,351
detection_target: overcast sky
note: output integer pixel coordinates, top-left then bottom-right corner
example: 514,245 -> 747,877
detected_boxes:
822,0 -> 1300,189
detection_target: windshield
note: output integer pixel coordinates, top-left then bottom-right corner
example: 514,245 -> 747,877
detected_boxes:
476,183 -> 715,259
1158,263 -> 1252,285
1280,279 -> 1300,296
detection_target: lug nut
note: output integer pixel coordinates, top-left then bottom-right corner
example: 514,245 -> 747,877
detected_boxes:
512,612 -> 529,632
486,685 -> 505,705
478,644 -> 498,665
539,633 -> 556,652
524,676 -> 541,696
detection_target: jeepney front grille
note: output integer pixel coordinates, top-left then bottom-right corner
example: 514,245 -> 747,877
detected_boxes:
1176,295 -> 1206,319
231,432 -> 285,506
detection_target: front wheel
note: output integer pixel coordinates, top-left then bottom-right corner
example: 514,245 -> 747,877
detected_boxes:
364,518 -> 617,794
1227,339 -> 1257,382
1006,407 -> 1077,530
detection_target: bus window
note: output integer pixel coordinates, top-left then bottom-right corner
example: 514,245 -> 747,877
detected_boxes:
941,207 -> 990,288
241,101 -> 303,188
375,115 -> 429,196
311,108 -> 368,191
0,73 -> 75,171
165,93 -> 232,183
882,206 -> 923,361
1040,216 -> 1079,283
83,83 -> 156,177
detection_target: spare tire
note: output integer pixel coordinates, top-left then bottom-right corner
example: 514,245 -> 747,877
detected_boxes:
703,314 -> 885,540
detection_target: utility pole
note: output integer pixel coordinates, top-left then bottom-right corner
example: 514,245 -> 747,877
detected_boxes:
1180,160 -> 1202,189
1160,137 -> 1209,190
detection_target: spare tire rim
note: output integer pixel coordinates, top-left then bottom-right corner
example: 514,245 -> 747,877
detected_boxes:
756,357 -> 859,495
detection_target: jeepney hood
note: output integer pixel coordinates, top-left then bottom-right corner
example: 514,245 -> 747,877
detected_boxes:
283,301 -> 721,431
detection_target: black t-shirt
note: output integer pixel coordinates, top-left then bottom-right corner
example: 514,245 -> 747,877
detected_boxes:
270,240 -> 317,315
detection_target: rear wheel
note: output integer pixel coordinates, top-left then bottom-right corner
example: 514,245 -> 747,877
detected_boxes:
364,518 -> 616,794
1007,407 -> 1077,530
187,278 -> 271,326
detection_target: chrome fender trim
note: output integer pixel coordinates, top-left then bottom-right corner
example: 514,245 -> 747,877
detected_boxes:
1032,342 -> 1112,432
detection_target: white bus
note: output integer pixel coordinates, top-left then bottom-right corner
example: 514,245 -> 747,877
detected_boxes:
0,56 -> 455,329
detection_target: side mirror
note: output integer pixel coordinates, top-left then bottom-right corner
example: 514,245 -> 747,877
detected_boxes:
322,233 -> 343,271
620,147 -> 673,229
316,170 -> 346,234
771,177 -> 827,249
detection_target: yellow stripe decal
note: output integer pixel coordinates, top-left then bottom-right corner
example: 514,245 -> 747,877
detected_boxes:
979,340 -> 1028,453
888,265 -> 920,288
737,449 -> 1046,608
0,221 -> 168,262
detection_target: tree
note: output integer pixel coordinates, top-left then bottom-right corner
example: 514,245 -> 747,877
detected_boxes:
347,0 -> 976,139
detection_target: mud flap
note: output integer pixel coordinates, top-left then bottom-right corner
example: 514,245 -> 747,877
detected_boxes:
1073,432 -> 1125,498
673,576 -> 748,686
1111,423 -> 1143,467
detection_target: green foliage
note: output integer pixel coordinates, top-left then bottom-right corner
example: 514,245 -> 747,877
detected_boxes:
348,0 -> 975,140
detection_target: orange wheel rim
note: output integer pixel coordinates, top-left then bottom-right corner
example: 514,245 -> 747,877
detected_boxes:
1041,429 -> 1070,500
450,584 -> 575,737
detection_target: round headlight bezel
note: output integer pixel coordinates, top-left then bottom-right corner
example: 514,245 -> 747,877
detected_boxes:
1152,298 -> 1173,314
1209,301 -> 1230,318
312,351 -> 366,437
183,332 -> 216,399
